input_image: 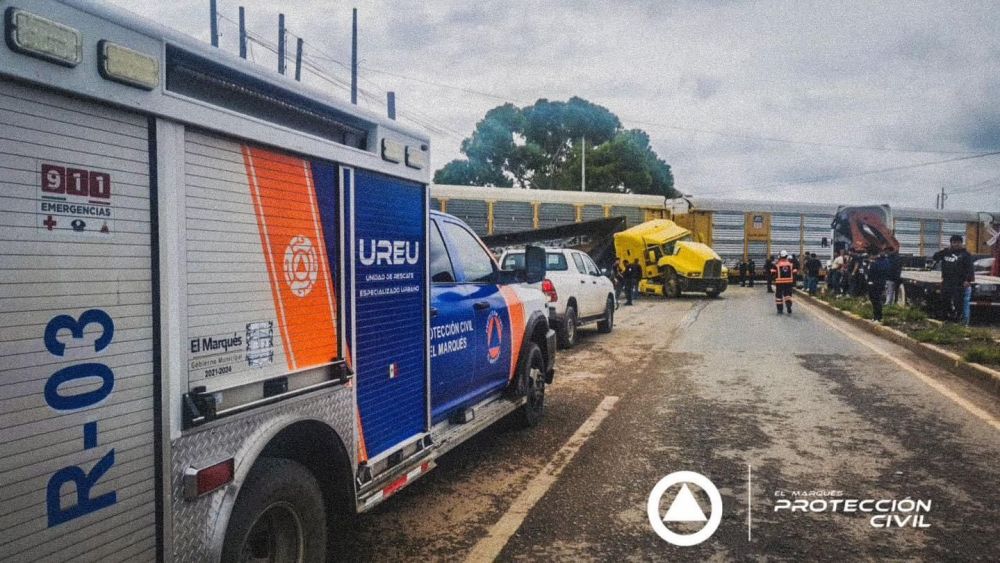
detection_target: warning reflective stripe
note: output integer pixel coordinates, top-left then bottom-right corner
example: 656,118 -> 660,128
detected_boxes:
242,145 -> 338,370
363,461 -> 431,508
499,286 -> 526,381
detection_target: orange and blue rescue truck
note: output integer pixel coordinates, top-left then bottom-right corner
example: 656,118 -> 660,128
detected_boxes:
0,2 -> 555,561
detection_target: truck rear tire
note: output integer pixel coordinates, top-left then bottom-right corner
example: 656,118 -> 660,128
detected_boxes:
597,297 -> 614,333
221,458 -> 327,563
557,304 -> 578,349
516,343 -> 546,428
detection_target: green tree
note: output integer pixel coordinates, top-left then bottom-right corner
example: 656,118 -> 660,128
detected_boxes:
434,97 -> 677,197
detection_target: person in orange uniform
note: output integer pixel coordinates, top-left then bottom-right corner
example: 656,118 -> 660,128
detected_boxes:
772,250 -> 797,315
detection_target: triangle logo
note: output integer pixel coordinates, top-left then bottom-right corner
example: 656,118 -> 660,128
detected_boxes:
662,483 -> 708,522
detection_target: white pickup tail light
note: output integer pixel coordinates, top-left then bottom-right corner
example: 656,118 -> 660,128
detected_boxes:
4,8 -> 82,67
99,40 -> 159,90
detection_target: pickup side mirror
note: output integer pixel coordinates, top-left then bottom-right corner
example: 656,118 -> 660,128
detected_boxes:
524,245 -> 546,284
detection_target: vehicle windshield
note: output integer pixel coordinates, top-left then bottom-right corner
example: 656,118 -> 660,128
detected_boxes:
502,252 -> 569,271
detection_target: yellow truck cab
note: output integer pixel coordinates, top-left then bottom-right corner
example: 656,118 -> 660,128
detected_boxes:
614,220 -> 729,297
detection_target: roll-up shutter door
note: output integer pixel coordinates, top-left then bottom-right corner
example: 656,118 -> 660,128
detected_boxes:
0,80 -> 157,561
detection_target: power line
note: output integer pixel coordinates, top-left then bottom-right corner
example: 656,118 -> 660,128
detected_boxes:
623,119 -> 982,155
339,65 -> 984,157
697,151 -> 1000,197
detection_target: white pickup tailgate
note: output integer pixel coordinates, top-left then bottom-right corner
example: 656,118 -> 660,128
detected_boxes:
0,79 -> 158,561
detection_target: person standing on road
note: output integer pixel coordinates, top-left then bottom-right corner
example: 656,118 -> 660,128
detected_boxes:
738,259 -> 747,287
748,258 -> 756,287
867,251 -> 891,322
829,250 -> 844,296
884,250 -> 903,305
612,257 -> 625,301
763,255 -> 775,293
932,235 -> 975,325
771,250 -> 797,315
848,250 -> 865,297
805,253 -> 821,296
625,259 -> 641,305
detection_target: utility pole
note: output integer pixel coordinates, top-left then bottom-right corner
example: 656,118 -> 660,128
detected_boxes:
581,137 -> 586,192
238,6 -> 247,59
938,187 -> 948,210
209,0 -> 219,47
351,8 -> 358,105
387,92 -> 396,120
277,13 -> 286,75
294,37 -> 303,81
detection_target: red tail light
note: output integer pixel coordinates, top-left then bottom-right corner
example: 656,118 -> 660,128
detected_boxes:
183,458 -> 234,499
541,279 -> 558,302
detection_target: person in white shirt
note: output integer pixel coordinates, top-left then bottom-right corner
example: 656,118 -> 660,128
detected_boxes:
828,250 -> 846,295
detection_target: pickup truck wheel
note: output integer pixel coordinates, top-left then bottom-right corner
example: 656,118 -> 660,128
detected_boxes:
597,297 -> 614,333
221,458 -> 326,563
516,343 -> 546,428
557,305 -> 578,348
663,270 -> 681,298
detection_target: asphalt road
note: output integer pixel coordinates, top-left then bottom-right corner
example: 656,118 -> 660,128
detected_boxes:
337,286 -> 1000,562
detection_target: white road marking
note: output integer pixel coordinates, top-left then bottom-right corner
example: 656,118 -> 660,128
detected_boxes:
800,299 -> 1000,432
464,396 -> 620,563
747,463 -> 752,542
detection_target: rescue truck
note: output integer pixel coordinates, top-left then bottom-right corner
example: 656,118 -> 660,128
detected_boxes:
0,2 -> 557,561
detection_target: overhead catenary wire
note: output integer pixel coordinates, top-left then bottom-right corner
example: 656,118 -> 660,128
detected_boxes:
696,151 -> 1000,197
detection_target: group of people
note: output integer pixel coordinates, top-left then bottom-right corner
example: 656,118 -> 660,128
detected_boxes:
828,235 -> 975,324
827,247 -> 904,323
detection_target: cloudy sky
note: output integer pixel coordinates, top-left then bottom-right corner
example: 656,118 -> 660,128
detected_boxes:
108,0 -> 1000,211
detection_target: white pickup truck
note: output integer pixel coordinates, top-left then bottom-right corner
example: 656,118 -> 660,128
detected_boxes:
501,248 -> 616,348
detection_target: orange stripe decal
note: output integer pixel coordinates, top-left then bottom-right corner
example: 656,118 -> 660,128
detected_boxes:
356,410 -> 369,463
499,286 -> 526,381
242,145 -> 338,370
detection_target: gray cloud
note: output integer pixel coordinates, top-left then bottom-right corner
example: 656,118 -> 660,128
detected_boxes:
107,0 -> 1000,211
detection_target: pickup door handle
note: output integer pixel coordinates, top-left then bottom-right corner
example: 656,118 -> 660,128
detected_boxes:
580,280 -> 586,284
474,301 -> 490,310
430,307 -> 439,318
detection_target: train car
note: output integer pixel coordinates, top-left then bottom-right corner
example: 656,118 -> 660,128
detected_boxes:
430,184 -> 670,238
669,197 -> 997,267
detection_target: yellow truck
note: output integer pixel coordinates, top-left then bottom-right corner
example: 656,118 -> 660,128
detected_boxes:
614,219 -> 729,297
